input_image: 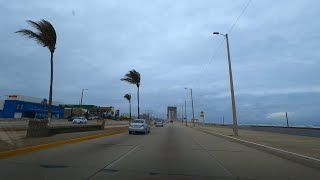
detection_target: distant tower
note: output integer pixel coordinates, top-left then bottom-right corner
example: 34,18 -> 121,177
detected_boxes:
167,106 -> 177,120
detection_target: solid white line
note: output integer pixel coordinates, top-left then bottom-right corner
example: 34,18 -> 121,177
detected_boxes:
199,128 -> 320,163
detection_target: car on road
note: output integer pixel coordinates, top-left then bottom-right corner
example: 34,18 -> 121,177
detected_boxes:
72,117 -> 88,124
155,120 -> 164,127
88,116 -> 99,120
170,120 -> 173,123
129,119 -> 151,134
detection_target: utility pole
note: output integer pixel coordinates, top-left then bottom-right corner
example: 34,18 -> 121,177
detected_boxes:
223,115 -> 224,125
185,88 -> 195,127
80,88 -> 88,116
191,88 -> 195,127
181,105 -> 184,124
286,112 -> 289,127
185,100 -> 187,126
213,32 -> 238,136
225,33 -> 238,136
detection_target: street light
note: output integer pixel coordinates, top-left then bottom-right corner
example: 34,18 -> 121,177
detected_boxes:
213,32 -> 238,136
185,88 -> 195,127
80,88 -> 88,115
185,100 -> 187,126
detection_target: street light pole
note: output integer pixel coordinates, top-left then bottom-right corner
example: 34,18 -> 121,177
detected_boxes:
191,89 -> 195,127
185,88 -> 195,127
80,88 -> 88,116
185,100 -> 187,126
213,32 -> 238,136
181,105 -> 184,124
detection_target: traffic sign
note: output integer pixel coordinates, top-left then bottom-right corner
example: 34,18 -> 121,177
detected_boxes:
200,111 -> 204,117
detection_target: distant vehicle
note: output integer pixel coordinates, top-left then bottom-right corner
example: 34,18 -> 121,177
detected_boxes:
155,120 -> 164,127
170,120 -> 173,123
72,117 -> 88,124
129,119 -> 151,134
88,116 -> 99,120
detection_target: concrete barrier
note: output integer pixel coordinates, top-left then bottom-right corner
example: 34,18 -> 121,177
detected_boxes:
26,119 -> 49,137
26,120 -> 106,137
196,122 -> 320,138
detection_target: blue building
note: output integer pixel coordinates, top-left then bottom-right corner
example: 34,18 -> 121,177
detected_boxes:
0,95 -> 64,119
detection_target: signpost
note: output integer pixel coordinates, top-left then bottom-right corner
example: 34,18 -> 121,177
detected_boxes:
200,111 -> 204,125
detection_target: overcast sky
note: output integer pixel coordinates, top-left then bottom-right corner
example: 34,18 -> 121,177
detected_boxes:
0,0 -> 319,125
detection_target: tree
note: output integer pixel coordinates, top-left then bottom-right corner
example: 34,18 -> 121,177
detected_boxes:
123,94 -> 131,120
16,20 -> 57,122
121,69 -> 141,118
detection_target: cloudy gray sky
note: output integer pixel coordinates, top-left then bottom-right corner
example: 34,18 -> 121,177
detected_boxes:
0,0 -> 319,126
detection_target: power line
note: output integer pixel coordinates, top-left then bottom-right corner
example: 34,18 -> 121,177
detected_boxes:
197,0 -> 253,84
227,0 -> 253,34
192,0 -> 253,113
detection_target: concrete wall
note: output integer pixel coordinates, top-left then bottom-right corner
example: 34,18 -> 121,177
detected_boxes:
26,120 -> 105,137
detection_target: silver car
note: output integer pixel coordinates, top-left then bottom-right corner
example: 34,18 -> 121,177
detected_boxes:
155,120 -> 164,127
128,119 -> 151,134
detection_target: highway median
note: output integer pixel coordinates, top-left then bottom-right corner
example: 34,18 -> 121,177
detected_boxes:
0,126 -> 127,158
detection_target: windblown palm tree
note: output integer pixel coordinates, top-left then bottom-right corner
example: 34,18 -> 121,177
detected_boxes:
16,20 -> 57,122
123,93 -> 131,120
121,69 -> 141,118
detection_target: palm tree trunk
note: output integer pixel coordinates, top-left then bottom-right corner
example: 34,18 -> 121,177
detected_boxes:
129,101 -> 131,120
48,52 -> 54,123
137,85 -> 140,119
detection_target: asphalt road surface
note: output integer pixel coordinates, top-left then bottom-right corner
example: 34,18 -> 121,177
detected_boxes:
0,123 -> 319,180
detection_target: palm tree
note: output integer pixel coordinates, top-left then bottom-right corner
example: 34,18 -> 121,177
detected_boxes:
123,93 -> 131,120
121,69 -> 141,118
16,20 -> 57,122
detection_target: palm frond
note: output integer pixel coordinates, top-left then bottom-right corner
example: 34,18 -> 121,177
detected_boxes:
124,94 -> 131,101
15,29 -> 46,47
16,19 -> 57,53
121,69 -> 141,87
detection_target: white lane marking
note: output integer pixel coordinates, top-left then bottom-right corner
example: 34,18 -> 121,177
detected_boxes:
86,145 -> 139,179
192,137 -> 236,179
104,145 -> 139,169
199,128 -> 320,163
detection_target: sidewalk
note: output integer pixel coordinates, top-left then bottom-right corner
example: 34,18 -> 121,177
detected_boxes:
193,124 -> 320,160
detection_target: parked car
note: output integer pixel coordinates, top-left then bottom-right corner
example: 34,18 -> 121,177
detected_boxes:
155,120 -> 164,127
72,117 -> 88,124
88,116 -> 99,120
68,116 -> 78,121
128,119 -> 151,134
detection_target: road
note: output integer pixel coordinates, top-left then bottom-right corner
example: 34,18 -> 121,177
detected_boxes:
0,123 -> 319,180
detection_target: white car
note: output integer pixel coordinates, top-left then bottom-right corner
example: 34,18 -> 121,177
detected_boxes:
128,119 -> 151,134
72,117 -> 88,124
156,120 -> 164,127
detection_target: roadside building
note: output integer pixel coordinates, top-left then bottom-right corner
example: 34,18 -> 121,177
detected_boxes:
63,104 -> 96,118
0,95 -> 64,119
88,106 -> 115,119
62,105 -> 116,119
